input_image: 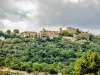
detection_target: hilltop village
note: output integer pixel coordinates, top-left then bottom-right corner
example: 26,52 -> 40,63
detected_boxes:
21,27 -> 90,40
0,26 -> 96,42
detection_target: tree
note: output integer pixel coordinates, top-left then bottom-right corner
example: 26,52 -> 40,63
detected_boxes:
5,57 -> 10,67
74,51 -> 100,75
0,57 -> 5,66
62,66 -> 72,74
11,38 -> 21,44
59,30 -> 73,37
59,30 -> 68,36
48,63 -> 58,74
6,38 -> 12,43
0,30 -> 3,36
20,62 -> 32,72
6,30 -> 11,35
76,29 -> 81,34
33,63 -> 41,71
89,34 -> 95,41
13,29 -> 19,34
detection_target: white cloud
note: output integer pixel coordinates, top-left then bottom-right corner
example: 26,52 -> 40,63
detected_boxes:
1,19 -> 28,31
14,1 -> 38,12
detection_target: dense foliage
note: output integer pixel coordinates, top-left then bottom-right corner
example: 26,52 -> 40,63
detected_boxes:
74,51 -> 100,75
0,30 -> 100,75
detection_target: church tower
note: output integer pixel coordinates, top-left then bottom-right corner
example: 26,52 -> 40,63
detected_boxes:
59,28 -> 62,32
42,27 -> 45,32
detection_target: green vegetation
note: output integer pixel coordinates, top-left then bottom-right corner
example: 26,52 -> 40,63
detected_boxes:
6,30 -> 11,35
13,29 -> 19,34
59,30 -> 73,37
0,71 -> 23,75
74,51 -> 100,75
0,29 -> 100,75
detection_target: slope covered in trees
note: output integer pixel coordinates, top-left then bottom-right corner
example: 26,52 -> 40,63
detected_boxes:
0,30 -> 100,75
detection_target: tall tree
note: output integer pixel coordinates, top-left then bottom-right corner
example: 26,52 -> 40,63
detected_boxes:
13,29 -> 19,34
74,51 -> 100,75
6,30 -> 11,35
0,30 -> 4,36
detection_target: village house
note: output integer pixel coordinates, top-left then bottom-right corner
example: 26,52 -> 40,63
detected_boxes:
59,27 -> 77,34
67,27 -> 77,34
38,28 -> 59,39
96,34 -> 100,38
0,36 -> 5,41
76,32 -> 89,40
21,31 -> 37,38
61,27 -> 89,41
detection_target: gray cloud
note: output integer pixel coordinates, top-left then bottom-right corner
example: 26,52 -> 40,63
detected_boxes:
0,0 -> 15,8
36,0 -> 100,29
0,0 -> 100,34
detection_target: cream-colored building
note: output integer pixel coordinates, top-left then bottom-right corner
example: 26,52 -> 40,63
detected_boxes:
67,27 -> 77,34
0,36 -> 5,41
96,34 -> 100,38
21,31 -> 37,38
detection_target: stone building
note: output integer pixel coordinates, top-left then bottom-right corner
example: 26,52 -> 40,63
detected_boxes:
67,27 -> 77,34
21,31 -> 37,38
76,32 -> 89,40
38,28 -> 59,39
96,34 -> 100,38
0,36 -> 5,41
59,28 -> 62,32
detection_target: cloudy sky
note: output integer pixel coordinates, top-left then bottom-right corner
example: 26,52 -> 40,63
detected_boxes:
0,0 -> 100,34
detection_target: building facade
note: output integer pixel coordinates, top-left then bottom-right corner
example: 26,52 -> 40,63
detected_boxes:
21,31 -> 37,38
38,28 -> 59,39
76,32 -> 89,40
67,27 -> 77,34
0,36 -> 5,42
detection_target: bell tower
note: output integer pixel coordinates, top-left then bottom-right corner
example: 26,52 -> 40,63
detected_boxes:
41,25 -> 45,32
59,28 -> 62,32
42,26 -> 45,32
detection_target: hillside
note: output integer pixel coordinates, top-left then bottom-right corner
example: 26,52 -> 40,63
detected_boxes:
0,29 -> 100,75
